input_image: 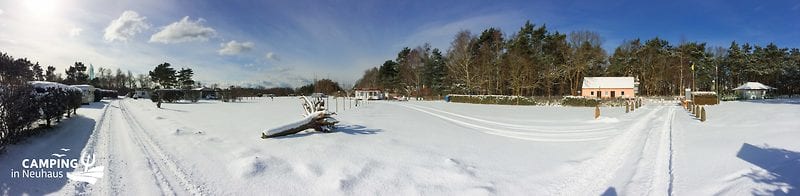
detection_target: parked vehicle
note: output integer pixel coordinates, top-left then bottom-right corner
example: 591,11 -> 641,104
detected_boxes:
70,85 -> 95,105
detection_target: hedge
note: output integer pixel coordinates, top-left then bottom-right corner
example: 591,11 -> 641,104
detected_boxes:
1,82 -> 83,151
561,96 -> 602,107
447,95 -> 539,105
446,94 -> 633,107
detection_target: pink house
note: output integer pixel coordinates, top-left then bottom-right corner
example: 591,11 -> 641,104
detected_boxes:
581,77 -> 635,98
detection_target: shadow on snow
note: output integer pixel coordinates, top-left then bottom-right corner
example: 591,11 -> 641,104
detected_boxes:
736,143 -> 800,195
0,113 -> 98,195
601,187 -> 617,196
739,98 -> 800,105
271,124 -> 382,139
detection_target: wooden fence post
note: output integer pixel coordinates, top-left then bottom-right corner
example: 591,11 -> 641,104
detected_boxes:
625,101 -> 630,113
595,105 -> 601,119
700,106 -> 706,122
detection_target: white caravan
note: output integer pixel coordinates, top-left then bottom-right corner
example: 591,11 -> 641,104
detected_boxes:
71,85 -> 95,104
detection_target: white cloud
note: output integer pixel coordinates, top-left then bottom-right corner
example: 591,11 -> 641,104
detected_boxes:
103,10 -> 149,42
69,27 -> 83,37
150,16 -> 216,44
217,40 -> 254,55
265,52 -> 280,61
0,9 -> 4,15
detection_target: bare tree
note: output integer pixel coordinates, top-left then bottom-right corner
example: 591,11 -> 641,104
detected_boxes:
445,30 -> 477,94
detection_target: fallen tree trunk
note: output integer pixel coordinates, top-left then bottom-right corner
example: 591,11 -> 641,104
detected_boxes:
261,96 -> 339,139
262,111 -> 326,138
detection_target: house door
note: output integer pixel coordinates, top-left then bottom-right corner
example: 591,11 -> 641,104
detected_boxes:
611,91 -> 616,98
597,91 -> 602,98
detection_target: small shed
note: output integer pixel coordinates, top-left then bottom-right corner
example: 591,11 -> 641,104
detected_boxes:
733,82 -> 775,100
581,77 -> 635,98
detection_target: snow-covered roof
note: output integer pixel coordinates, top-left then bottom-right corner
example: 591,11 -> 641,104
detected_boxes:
690,91 -> 717,96
28,81 -> 81,91
582,77 -> 634,89
733,82 -> 775,90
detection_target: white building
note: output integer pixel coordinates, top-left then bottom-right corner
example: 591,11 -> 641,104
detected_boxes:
581,77 -> 636,98
733,82 -> 775,99
355,89 -> 384,100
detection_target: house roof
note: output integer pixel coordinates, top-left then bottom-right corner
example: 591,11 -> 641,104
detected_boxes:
582,77 -> 634,89
733,82 -> 775,90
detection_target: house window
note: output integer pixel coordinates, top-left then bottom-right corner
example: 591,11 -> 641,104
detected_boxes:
591,91 -> 594,95
621,91 -> 625,96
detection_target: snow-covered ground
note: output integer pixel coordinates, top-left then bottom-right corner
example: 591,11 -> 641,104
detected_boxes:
1,97 -> 798,195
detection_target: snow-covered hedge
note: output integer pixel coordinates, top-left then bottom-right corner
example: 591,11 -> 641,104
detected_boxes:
445,94 -> 636,107
0,82 -> 83,151
691,91 -> 719,105
447,94 -> 541,105
561,96 -> 601,107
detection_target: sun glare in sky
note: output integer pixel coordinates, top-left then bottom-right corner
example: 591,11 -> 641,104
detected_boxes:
23,0 -> 58,17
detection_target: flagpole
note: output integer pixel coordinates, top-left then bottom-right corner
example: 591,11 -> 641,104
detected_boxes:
692,62 -> 697,92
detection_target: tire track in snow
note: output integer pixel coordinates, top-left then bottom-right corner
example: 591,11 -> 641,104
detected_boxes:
405,103 -> 621,132
71,101 -> 112,194
544,105 -> 665,195
621,106 -> 676,195
395,103 -> 617,142
119,100 -> 205,195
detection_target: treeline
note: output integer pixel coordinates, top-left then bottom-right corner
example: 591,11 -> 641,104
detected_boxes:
0,53 -> 155,96
355,21 -> 800,97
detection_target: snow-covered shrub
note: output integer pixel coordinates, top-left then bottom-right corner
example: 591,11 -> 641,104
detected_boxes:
691,91 -> 719,105
561,96 -> 601,107
36,87 -> 68,127
29,83 -> 82,127
155,89 -> 184,102
184,90 -> 201,102
447,95 -> 538,105
95,89 -> 119,101
66,90 -> 82,117
0,84 -> 38,145
150,91 -> 160,102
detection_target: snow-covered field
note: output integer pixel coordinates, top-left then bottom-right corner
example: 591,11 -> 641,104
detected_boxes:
1,97 -> 798,195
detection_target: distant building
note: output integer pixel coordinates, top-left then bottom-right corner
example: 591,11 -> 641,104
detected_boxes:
133,90 -> 150,99
581,77 -> 635,98
355,89 -> 384,100
733,82 -> 775,99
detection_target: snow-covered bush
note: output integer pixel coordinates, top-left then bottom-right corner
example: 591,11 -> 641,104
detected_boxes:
155,89 -> 184,102
0,84 -> 38,146
66,90 -> 82,117
150,91 -> 160,102
0,82 -> 83,149
447,95 -> 539,105
561,96 -> 601,107
691,91 -> 719,105
36,87 -> 68,127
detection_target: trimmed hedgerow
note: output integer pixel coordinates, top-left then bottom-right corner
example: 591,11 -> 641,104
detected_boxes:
1,82 -> 83,150
447,95 -> 539,105
561,96 -> 601,107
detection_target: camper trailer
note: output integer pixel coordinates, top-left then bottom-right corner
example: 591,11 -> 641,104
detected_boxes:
71,85 -> 95,104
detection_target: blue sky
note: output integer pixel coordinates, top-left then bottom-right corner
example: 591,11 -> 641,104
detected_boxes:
0,0 -> 797,87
